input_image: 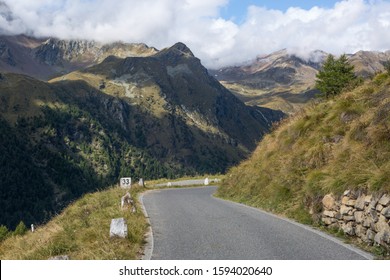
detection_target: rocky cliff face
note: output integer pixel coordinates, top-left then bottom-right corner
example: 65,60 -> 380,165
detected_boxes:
0,34 -> 157,80
34,38 -> 157,67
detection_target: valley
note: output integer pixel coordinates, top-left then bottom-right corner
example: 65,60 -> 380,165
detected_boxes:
1,33 -> 390,258
0,37 -> 283,230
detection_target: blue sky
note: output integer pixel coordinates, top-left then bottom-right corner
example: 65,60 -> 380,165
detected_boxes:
222,0 -> 339,22
1,0 -> 390,67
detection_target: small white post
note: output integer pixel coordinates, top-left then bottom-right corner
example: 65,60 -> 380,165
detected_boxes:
204,178 -> 209,185
31,224 -> 34,233
121,197 -> 125,208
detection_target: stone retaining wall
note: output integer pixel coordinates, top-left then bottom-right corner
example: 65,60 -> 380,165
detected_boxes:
321,191 -> 390,250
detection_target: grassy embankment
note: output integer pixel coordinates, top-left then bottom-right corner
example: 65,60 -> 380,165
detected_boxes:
217,73 -> 390,225
0,175 -> 224,260
0,184 -> 147,260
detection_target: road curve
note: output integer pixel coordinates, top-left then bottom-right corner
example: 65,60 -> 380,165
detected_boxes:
153,178 -> 220,188
141,186 -> 372,260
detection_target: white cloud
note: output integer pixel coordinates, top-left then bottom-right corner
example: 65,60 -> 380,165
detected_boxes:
0,0 -> 389,68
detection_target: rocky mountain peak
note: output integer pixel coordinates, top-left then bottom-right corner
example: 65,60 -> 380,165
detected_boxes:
171,42 -> 194,57
155,42 -> 195,64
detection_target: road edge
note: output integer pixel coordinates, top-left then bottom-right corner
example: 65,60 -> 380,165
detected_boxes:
212,192 -> 374,260
138,191 -> 154,260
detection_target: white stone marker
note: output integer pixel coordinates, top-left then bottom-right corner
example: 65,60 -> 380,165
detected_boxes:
120,177 -> 132,189
110,218 -> 128,238
31,224 -> 34,233
139,178 -> 144,187
204,178 -> 209,186
121,192 -> 136,213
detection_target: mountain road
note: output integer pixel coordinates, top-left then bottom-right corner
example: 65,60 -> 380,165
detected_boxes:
141,186 -> 372,260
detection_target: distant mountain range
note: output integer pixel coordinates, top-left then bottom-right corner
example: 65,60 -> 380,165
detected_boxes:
210,49 -> 390,114
2,35 -> 389,115
1,33 -> 389,229
0,34 -> 157,80
0,35 -> 283,229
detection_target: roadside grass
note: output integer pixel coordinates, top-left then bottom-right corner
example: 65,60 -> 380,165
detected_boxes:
146,174 -> 225,187
0,184 -> 147,260
217,73 -> 390,256
0,175 -> 223,260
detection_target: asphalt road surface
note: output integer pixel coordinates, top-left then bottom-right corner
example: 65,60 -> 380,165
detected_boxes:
141,186 -> 372,260
153,179 -> 220,188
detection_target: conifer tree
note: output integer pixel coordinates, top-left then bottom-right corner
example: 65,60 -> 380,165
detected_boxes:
315,54 -> 356,98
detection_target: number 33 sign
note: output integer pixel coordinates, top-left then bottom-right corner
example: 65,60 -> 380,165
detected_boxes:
120,177 -> 132,188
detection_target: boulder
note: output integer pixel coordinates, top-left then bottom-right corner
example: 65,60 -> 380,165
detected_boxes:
345,200 -> 356,207
343,190 -> 351,197
364,229 -> 375,243
323,210 -> 336,218
364,195 -> 372,206
322,217 -> 337,225
376,204 -> 384,212
343,215 -> 355,222
369,195 -> 380,210
341,222 -> 355,236
367,209 -> 379,222
378,194 -> 390,207
381,207 -> 390,218
340,205 -> 353,215
110,218 -> 128,238
355,195 -> 366,210
354,211 -> 364,224
374,215 -> 390,233
355,224 -> 367,238
374,229 -> 390,246
334,211 -> 342,220
322,194 -> 336,210
341,196 -> 349,205
363,215 -> 375,229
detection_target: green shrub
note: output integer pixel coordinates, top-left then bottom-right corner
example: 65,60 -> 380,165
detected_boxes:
0,225 -> 10,241
13,221 -> 28,236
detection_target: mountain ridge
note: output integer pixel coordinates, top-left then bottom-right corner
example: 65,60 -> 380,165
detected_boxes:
0,34 -> 158,80
0,41 -> 284,229
211,49 -> 390,114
